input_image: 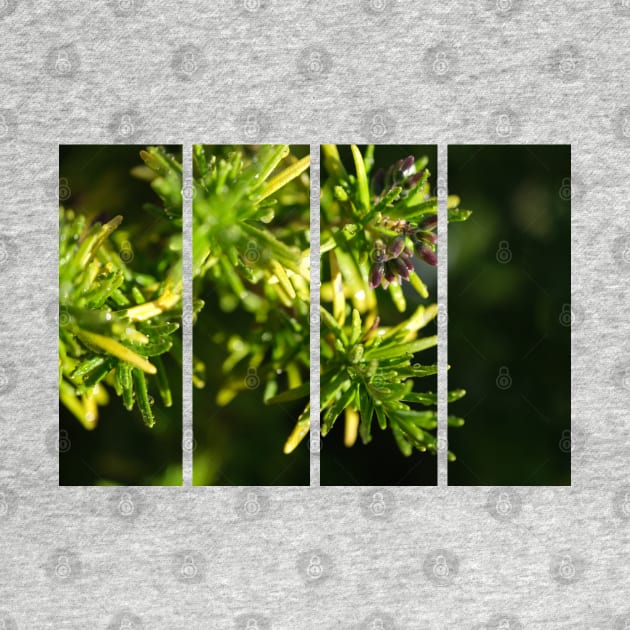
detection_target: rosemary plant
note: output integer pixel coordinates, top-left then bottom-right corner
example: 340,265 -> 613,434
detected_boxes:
319,145 -> 471,460
192,145 -> 311,456
59,146 -> 183,430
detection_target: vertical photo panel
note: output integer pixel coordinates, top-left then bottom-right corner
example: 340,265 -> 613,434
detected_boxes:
320,145 -> 447,486
192,145 -> 310,486
448,145 -> 571,485
59,145 -> 183,485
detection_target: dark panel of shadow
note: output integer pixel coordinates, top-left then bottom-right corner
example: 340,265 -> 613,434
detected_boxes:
448,145 -> 570,486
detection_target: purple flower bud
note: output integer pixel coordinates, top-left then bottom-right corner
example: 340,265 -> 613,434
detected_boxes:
385,164 -> 396,187
371,168 -> 385,197
407,170 -> 425,188
400,253 -> 414,271
369,263 -> 384,289
385,263 -> 397,283
401,155 -> 415,176
420,215 -> 438,231
394,257 -> 410,280
387,235 -> 406,259
417,244 -> 438,266
392,160 -> 405,183
417,230 -> 437,245
372,239 -> 388,263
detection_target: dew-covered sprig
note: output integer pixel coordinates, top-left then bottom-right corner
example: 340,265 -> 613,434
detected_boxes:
321,144 -> 470,313
318,304 -> 465,458
59,147 -> 182,430
193,144 -> 310,311
192,145 -> 311,452
319,144 -> 471,457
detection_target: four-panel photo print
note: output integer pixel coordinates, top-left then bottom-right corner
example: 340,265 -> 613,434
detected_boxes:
59,144 -> 570,487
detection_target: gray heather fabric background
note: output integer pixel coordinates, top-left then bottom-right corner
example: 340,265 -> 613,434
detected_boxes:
1,0 -> 630,628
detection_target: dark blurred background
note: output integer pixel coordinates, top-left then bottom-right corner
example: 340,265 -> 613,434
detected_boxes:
192,306 -> 311,486
448,145 -> 571,485
321,145 -> 438,486
59,145 -> 183,486
192,145 -> 310,486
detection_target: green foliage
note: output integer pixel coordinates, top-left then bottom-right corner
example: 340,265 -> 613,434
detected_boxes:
59,147 -> 182,430
192,145 -> 311,453
320,144 -> 470,459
